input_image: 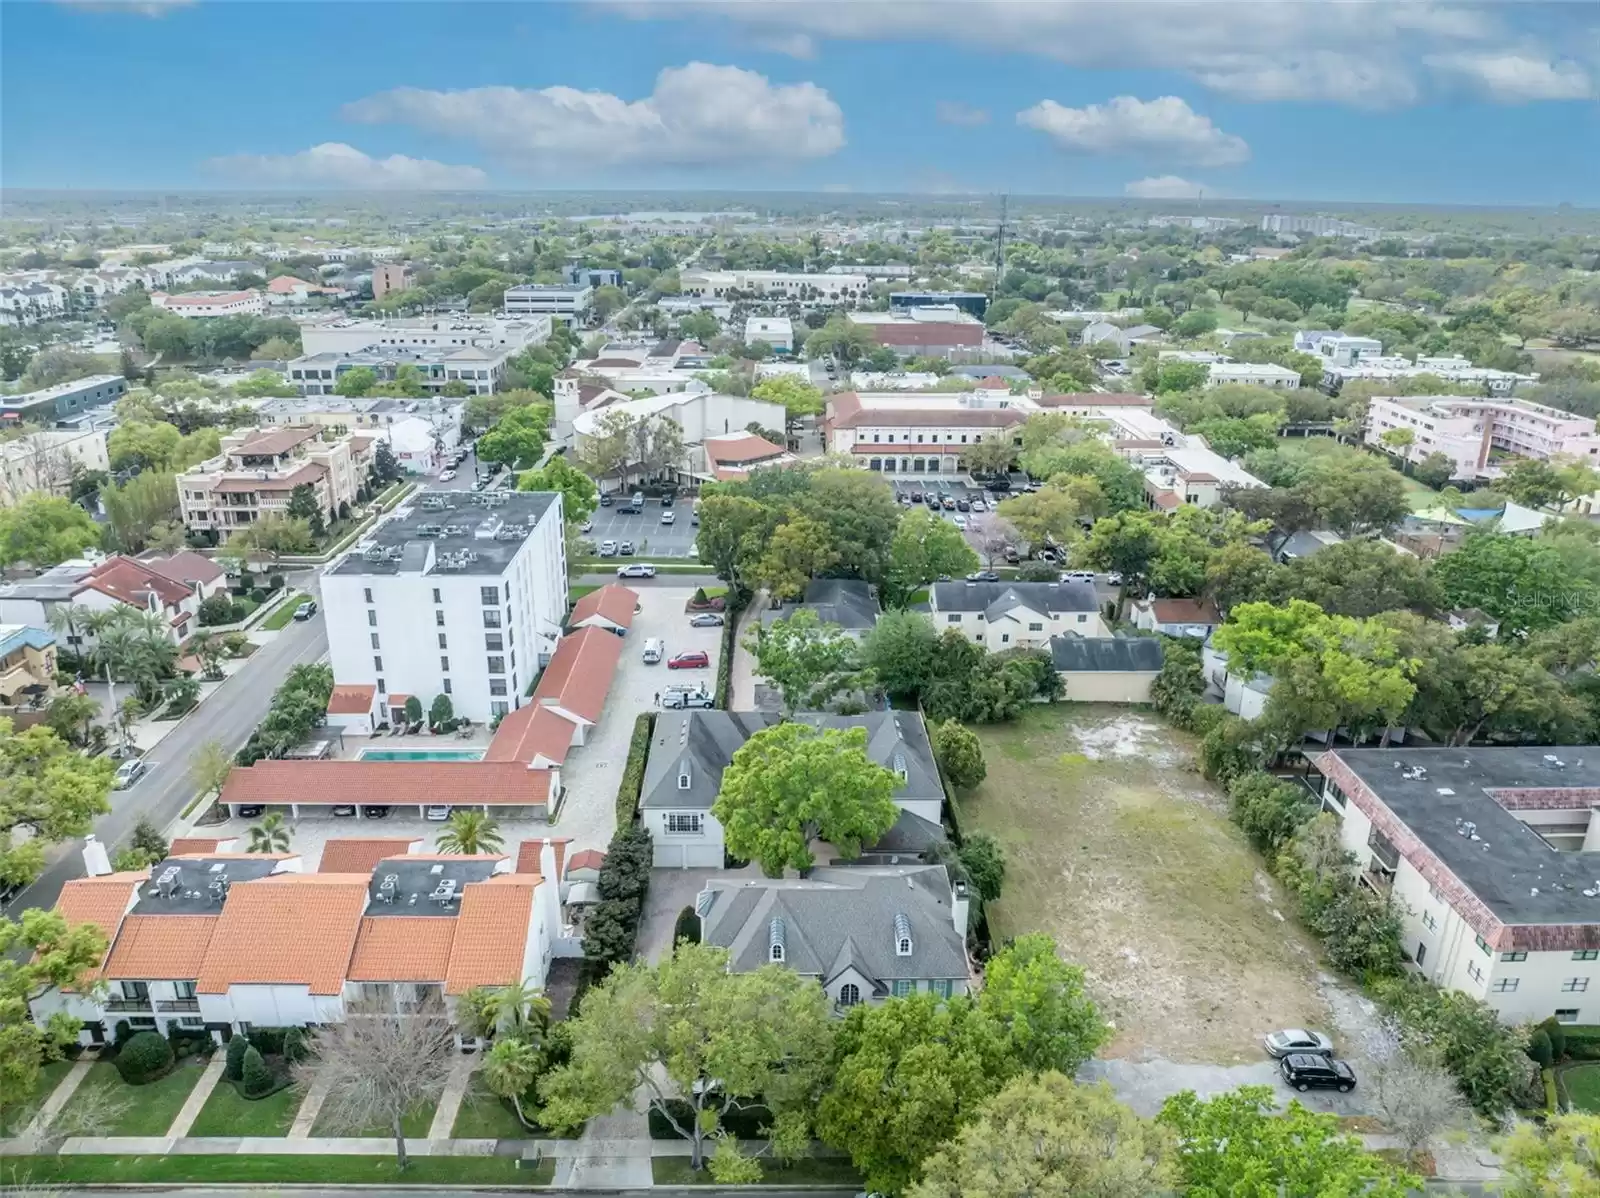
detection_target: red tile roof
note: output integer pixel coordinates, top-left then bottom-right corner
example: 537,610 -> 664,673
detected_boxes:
974,376 -> 1012,390
318,837 -> 423,874
327,683 -> 377,715
197,874 -> 369,995
160,289 -> 257,307
485,703 -> 573,765
444,875 -> 539,995
168,837 -> 231,856
532,626 -> 623,725
220,760 -> 551,808
211,462 -> 327,493
141,550 -> 225,587
569,583 -> 637,632
1143,598 -> 1222,625
52,872 -> 146,973
825,392 -> 1025,430
515,837 -> 571,879
1152,491 -> 1182,509
104,915 -> 219,981
703,433 -> 785,467
348,917 -> 457,983
237,427 -> 320,456
566,849 -> 605,874
81,556 -> 191,609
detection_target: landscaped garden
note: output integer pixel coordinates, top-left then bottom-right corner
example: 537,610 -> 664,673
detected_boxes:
185,1078 -> 303,1137
0,1057 -> 74,1136
651,1157 -> 861,1185
51,1057 -> 208,1137
260,592 -> 311,631
310,1096 -> 437,1139
1560,1062 -> 1600,1112
450,1075 -> 534,1139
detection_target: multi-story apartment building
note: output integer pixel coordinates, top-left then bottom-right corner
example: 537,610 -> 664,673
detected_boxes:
1324,352 -> 1536,397
0,281 -> 70,326
321,490 -> 567,723
0,375 -> 127,425
370,262 -> 413,300
1365,395 -> 1600,484
846,309 -> 985,359
177,426 -> 370,539
1260,213 -> 1381,240
680,270 -> 870,305
1205,362 -> 1303,390
0,426 -> 109,503
502,283 -> 593,325
151,289 -> 266,319
928,580 -> 1107,650
299,315 -> 551,359
0,624 -> 58,706
288,346 -> 514,398
1311,747 -> 1600,1027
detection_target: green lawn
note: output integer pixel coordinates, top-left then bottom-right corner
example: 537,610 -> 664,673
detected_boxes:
311,1095 -> 438,1138
52,1059 -> 208,1138
260,593 -> 310,631
1399,473 -> 1441,512
568,585 -> 600,603
0,1057 -> 74,1136
1562,1064 -> 1600,1112
0,1155 -> 552,1186
185,1078 -> 303,1137
652,1156 -> 861,1185
451,1078 -> 532,1139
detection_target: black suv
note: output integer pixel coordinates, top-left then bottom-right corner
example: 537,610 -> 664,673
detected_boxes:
1280,1054 -> 1356,1093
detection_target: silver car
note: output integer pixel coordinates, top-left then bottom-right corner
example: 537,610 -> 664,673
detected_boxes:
1263,1028 -> 1333,1058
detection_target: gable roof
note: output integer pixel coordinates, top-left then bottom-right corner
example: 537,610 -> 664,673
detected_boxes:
825,392 -> 1025,430
140,550 -> 224,588
220,759 -> 551,808
80,556 -> 190,610
486,703 -> 574,765
1049,634 -> 1165,674
443,875 -> 539,995
236,426 -> 320,456
347,917 -> 458,983
197,874 -> 369,995
53,871 -> 146,972
1139,597 -> 1222,627
167,837 -> 232,856
700,865 -> 967,987
763,578 -> 879,632
569,583 -> 637,632
532,626 -> 623,725
931,579 -> 1098,616
318,837 -> 423,874
104,914 -> 219,981
703,433 -> 785,469
326,683 -> 377,715
514,837 -> 570,880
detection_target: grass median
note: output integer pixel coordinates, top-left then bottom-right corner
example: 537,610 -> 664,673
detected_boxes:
2,1155 -> 553,1187
260,593 -> 310,632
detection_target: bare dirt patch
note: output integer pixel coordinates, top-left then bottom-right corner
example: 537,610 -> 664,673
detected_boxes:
965,704 -> 1331,1064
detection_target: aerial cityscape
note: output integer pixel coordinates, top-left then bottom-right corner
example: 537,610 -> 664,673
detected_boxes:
4,1 -> 1600,1194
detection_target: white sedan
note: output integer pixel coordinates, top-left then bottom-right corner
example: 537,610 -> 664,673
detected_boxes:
439,469 -> 457,482
661,511 -> 676,525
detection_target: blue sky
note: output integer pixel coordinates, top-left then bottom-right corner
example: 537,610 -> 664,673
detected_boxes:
4,0 -> 1598,204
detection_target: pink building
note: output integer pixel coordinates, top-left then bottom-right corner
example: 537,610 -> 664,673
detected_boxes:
1365,395 -> 1600,484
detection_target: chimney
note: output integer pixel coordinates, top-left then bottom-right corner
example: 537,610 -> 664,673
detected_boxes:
82,834 -> 112,877
951,877 -> 970,938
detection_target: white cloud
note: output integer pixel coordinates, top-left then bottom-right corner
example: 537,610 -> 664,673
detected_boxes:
616,0 -> 1558,108
1426,52 -> 1593,101
749,31 -> 817,60
936,101 -> 990,127
205,143 -> 489,190
1124,175 -> 1214,200
343,63 -> 844,171
1018,95 -> 1249,167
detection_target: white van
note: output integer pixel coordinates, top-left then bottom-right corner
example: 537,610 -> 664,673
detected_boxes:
642,637 -> 664,664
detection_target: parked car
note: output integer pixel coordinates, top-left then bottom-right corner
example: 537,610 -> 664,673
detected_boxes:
237,805 -> 264,818
661,687 -> 714,709
660,492 -> 675,507
331,805 -> 357,817
668,650 -> 710,670
942,496 -> 957,510
1264,1029 -> 1333,1058
1106,571 -> 1124,586
425,805 -> 452,821
618,541 -> 635,556
1062,571 -> 1096,584
956,499 -> 970,512
970,498 -> 987,512
599,493 -> 613,506
439,469 -> 457,482
618,563 -> 656,578
1004,546 -> 1020,564
909,490 -> 923,502
986,478 -> 1012,492
113,759 -> 147,790
689,612 -> 725,627
953,515 -> 968,530
580,518 -> 594,533
898,493 -> 911,505
661,511 -> 676,525
967,571 -> 1000,582
361,805 -> 390,819
1279,1053 -> 1356,1093
293,600 -> 317,621
598,540 -> 619,557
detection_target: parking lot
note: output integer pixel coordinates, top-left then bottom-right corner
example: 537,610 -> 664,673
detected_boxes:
586,495 -> 701,560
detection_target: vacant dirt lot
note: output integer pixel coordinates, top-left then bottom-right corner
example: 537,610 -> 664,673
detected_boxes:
965,705 -> 1330,1064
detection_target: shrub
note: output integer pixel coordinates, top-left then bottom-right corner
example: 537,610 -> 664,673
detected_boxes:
247,1027 -> 290,1056
672,905 -> 701,949
1542,1017 -> 1568,1061
584,824 -> 654,971
283,1027 -> 309,1063
616,713 -> 654,827
931,719 -> 986,791
198,593 -> 241,626
1529,1029 -> 1554,1068
249,587 -> 267,604
167,1025 -> 212,1060
225,1032 -> 249,1081
115,1030 -> 174,1084
113,1019 -> 133,1049
1228,772 -> 1314,855
241,1046 -> 274,1098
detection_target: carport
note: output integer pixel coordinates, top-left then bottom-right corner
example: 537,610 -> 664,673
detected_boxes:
218,759 -> 553,821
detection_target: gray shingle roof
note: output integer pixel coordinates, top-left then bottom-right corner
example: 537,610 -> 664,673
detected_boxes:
700,865 -> 967,986
932,580 -> 1097,616
762,579 -> 880,632
1049,633 -> 1164,673
639,710 -> 942,813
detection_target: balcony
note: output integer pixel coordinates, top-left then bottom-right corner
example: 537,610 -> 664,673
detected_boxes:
102,996 -> 152,1013
1368,828 -> 1401,873
155,997 -> 200,1013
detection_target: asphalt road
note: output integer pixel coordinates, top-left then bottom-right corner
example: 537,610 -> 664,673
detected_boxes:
5,600 -> 329,917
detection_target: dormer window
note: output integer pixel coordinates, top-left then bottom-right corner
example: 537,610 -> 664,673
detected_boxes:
677,766 -> 691,790
894,912 -> 913,957
769,917 -> 786,964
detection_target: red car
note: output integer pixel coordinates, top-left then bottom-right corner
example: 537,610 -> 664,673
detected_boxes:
668,651 -> 710,670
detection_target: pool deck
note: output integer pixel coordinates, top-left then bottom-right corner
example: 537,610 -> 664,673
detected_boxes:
356,748 -> 487,762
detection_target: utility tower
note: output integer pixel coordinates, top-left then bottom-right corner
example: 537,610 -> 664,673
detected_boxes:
992,193 -> 1008,298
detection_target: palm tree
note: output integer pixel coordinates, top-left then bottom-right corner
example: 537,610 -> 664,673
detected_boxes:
46,602 -> 93,657
114,695 -> 144,749
481,1037 -> 543,1128
188,632 -> 226,681
461,981 -> 550,1042
248,811 -> 291,853
435,810 -> 503,856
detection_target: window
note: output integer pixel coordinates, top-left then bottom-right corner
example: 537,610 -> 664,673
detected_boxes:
1476,934 -> 1492,955
891,980 -> 915,998
433,588 -> 442,604
1028,622 -> 1043,632
438,634 -> 448,650
483,610 -> 502,629
174,981 -> 196,999
1422,910 -> 1437,932
491,700 -> 508,718
436,610 -> 445,627
363,587 -> 373,603
486,634 -> 503,651
1000,633 -> 1010,644
377,678 -> 385,695
480,586 -> 498,605
1467,961 -> 1484,983
770,943 -> 784,963
178,1016 -> 204,1028
373,656 -> 383,672
1564,978 -> 1591,993
1576,950 -> 1600,961
487,656 -> 505,675
367,610 -> 377,627
370,633 -> 380,650
1558,1009 -> 1582,1023
838,983 -> 861,1007
929,979 -> 953,999
1493,978 -> 1520,992
440,656 -> 450,671
1502,951 -> 1529,962
1416,943 -> 1427,966
947,614 -> 960,623
442,679 -> 451,694
489,679 -> 507,696
666,812 -> 702,835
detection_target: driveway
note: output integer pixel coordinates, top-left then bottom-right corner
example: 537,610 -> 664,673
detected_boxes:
636,868 -> 724,963
550,587 -> 723,854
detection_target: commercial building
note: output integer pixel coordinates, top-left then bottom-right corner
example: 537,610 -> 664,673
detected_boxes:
846,309 -> 985,359
0,426 -> 109,503
178,426 -> 371,539
299,315 -> 550,359
834,264 -> 914,280
150,290 -> 266,318
1260,213 -> 1381,240
0,374 -> 126,425
568,389 -> 784,485
265,276 -> 344,306
370,262 -> 413,300
322,490 -> 567,723
1364,395 -> 1600,485
1309,747 -> 1600,1025
1323,352 -> 1536,397
502,283 -> 593,325
889,290 -> 988,319
1206,362 -> 1303,390
743,316 -> 793,354
680,270 -> 870,305
563,265 -> 621,288
928,580 -> 1108,650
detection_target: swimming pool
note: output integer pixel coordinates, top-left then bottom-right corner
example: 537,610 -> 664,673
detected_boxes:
357,748 -> 486,762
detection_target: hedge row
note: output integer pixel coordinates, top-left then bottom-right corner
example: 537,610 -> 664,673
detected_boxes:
713,588 -> 750,710
581,824 -> 654,975
616,713 -> 655,828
